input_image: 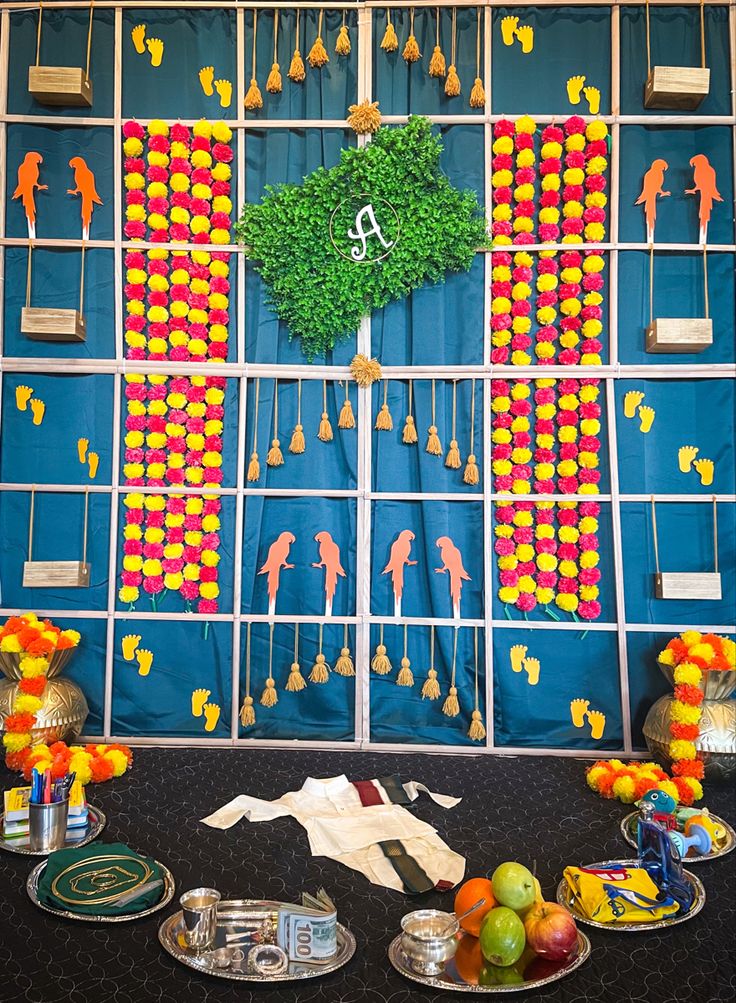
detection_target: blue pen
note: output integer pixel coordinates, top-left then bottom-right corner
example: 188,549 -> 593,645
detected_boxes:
30,768 -> 41,804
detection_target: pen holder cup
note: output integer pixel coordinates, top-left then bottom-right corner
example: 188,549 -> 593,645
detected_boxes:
180,888 -> 221,952
28,797 -> 69,853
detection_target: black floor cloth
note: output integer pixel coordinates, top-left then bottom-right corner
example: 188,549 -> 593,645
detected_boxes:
1,748 -> 734,1003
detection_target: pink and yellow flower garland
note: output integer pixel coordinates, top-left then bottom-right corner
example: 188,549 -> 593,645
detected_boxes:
120,120 -> 233,614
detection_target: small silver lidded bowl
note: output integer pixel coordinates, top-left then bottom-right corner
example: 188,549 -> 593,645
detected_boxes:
400,909 -> 459,976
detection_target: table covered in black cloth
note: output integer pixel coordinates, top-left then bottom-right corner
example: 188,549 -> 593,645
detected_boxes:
1,749 -> 734,1003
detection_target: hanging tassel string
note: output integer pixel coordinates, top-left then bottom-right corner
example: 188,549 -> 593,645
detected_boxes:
338,379 -> 355,429
261,621 -> 278,706
445,380 -> 462,468
318,379 -> 333,441
375,379 -> 393,430
402,379 -> 418,444
371,622 -> 392,675
442,627 -> 460,717
309,8 -> 329,68
421,624 -> 441,700
288,8 -> 306,82
267,9 -> 283,93
468,625 -> 486,740
426,379 -> 442,455
381,7 -> 398,52
403,6 -> 421,63
336,9 -> 351,56
334,622 -> 355,676
244,9 -> 263,110
247,378 -> 261,482
463,379 -> 479,484
240,621 -> 256,726
470,6 -> 485,108
85,0 -> 95,80
445,7 -> 461,96
289,379 -> 305,453
396,622 -> 414,686
267,379 -> 284,466
429,6 -> 446,77
309,622 -> 330,682
286,622 -> 307,691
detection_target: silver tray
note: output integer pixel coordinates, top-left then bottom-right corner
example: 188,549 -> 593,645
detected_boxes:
556,859 -> 705,931
0,804 -> 106,856
387,930 -> 591,993
27,857 -> 175,922
620,811 -> 736,863
158,898 -> 356,983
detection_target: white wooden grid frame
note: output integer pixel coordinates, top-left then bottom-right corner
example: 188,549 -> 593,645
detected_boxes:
0,1 -> 733,760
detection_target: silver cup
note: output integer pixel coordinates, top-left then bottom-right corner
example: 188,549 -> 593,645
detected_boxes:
28,798 -> 69,853
180,888 -> 221,952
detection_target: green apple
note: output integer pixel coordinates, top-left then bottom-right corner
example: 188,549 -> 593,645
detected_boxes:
479,906 -> 526,967
491,862 -> 537,912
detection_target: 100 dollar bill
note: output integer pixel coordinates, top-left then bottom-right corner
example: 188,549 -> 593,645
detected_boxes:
277,908 -> 337,963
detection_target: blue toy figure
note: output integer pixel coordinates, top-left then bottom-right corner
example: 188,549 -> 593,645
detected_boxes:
636,799 -> 696,914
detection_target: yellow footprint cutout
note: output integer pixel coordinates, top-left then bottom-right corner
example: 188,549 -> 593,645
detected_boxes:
678,445 -> 699,473
623,390 -> 644,419
199,66 -> 215,96
587,708 -> 606,740
214,79 -> 233,109
583,85 -> 600,115
566,75 -> 586,105
77,437 -> 89,464
30,399 -> 45,426
203,702 -> 221,732
136,648 -> 153,677
500,15 -> 519,46
510,644 -> 527,673
693,458 -> 714,487
121,633 -> 141,661
523,656 -> 540,686
570,698 -> 589,728
15,385 -> 33,411
191,688 -> 211,717
87,451 -> 99,479
638,405 -> 655,433
131,24 -> 146,55
516,25 -> 534,55
146,37 -> 164,68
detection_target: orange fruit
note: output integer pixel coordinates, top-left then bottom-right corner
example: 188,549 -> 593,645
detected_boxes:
454,877 -> 496,936
454,933 -> 483,985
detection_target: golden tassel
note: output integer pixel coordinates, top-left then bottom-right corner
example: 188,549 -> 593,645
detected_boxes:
285,624 -> 307,691
266,379 -> 284,466
396,625 -> 414,686
468,626 -> 486,740
371,624 -> 392,674
247,378 -> 261,481
308,9 -> 329,68
288,9 -> 306,82
442,628 -> 461,717
445,380 -> 462,468
421,626 -> 441,699
317,380 -> 333,442
309,624 -> 330,683
375,380 -> 393,430
428,7 -> 446,76
403,7 -> 421,62
338,382 -> 355,429
444,9 -> 461,96
266,10 -> 282,93
402,380 -> 418,444
463,378 -> 479,483
336,14 -> 351,56
381,11 -> 399,53
240,621 -> 258,726
469,6 -> 485,108
350,353 -> 382,386
347,100 -> 382,135
260,623 -> 278,706
244,11 -> 262,110
289,381 -> 305,453
334,624 -> 355,676
426,379 -> 443,455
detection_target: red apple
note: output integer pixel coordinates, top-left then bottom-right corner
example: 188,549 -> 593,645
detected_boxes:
523,902 -> 578,960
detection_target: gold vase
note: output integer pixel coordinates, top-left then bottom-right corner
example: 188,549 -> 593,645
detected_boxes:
0,650 -> 88,746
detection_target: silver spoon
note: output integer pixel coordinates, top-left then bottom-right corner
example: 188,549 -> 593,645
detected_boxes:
439,896 -> 486,938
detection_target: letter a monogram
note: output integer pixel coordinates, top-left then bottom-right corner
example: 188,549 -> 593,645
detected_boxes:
347,203 -> 394,262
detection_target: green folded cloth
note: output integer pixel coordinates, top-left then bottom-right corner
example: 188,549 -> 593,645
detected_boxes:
38,842 -> 163,916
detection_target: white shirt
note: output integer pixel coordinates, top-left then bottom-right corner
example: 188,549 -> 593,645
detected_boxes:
201,775 -> 465,894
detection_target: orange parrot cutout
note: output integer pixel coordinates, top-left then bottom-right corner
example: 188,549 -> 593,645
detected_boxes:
382,529 -> 417,618
13,152 -> 47,239
68,157 -> 103,240
685,155 -> 722,244
435,536 -> 471,622
635,159 -> 669,244
258,531 -> 295,617
312,531 -> 346,617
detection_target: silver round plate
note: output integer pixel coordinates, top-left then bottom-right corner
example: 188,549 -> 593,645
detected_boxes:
158,899 -> 356,983
387,930 -> 591,993
620,811 -> 736,863
0,804 -> 106,856
556,859 -> 705,931
27,857 -> 175,922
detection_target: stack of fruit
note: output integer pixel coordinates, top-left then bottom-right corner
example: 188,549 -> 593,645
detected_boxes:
453,862 -> 579,987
